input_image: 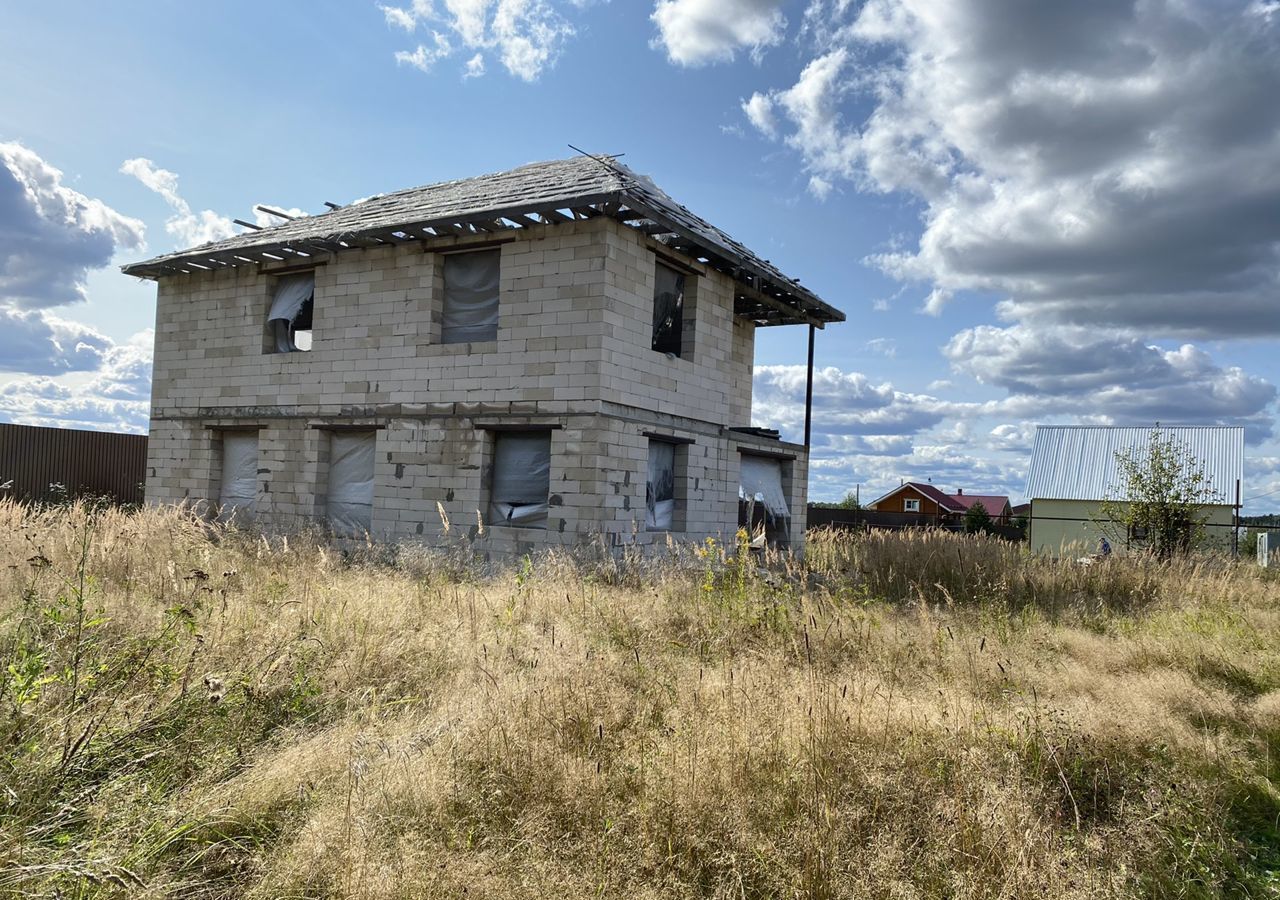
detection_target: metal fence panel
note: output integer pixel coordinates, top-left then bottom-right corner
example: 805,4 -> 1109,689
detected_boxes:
0,423 -> 147,505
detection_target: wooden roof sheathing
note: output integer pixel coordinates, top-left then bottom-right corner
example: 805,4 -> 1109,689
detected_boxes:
121,156 -> 844,328
1025,425 -> 1244,503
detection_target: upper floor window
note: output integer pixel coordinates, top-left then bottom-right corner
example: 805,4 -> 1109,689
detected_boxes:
268,272 -> 314,353
442,249 -> 500,344
652,261 -> 685,357
904,498 -> 921,512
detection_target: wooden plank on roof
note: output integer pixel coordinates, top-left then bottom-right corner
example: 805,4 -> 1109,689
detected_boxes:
734,285 -> 825,329
255,205 -> 296,221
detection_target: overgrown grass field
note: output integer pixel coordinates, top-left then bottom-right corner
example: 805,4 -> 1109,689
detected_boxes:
2,501 -> 1280,898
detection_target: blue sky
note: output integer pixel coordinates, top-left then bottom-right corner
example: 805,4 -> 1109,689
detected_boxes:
3,0 -> 1279,510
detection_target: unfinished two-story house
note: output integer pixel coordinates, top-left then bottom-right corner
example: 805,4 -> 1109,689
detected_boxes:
122,156 -> 844,554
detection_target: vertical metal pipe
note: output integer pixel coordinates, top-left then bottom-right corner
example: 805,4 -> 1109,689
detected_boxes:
804,324 -> 815,449
1234,478 -> 1241,557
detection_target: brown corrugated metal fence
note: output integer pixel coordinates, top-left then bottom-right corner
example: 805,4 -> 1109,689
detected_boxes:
0,423 -> 147,505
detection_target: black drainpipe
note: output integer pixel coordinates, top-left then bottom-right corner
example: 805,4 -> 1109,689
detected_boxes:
804,323 -> 815,449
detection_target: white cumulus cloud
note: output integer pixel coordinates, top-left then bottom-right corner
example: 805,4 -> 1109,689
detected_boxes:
0,329 -> 153,433
121,157 -> 308,247
120,158 -> 239,248
0,143 -> 145,311
652,0 -> 787,65
745,0 -> 1280,339
381,0 -> 577,81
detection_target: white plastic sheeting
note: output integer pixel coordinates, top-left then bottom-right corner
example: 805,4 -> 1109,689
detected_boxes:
651,262 -> 684,355
442,249 -> 500,343
218,431 -> 258,522
489,431 -> 550,529
327,431 -> 375,536
739,455 -> 789,518
646,440 -> 676,531
268,272 -> 315,353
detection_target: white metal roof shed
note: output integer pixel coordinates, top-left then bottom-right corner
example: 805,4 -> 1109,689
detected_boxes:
1025,425 -> 1244,504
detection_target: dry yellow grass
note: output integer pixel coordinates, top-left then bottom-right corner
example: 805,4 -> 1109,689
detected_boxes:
1,500 -> 1279,898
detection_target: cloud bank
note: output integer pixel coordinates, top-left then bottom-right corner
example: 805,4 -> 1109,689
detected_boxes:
744,0 -> 1280,340
0,144 -> 153,433
1,142 -> 145,311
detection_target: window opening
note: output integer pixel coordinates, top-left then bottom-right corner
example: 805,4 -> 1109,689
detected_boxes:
646,440 -> 676,531
268,272 -> 315,353
738,454 -> 789,545
442,249 -> 500,343
904,498 -> 921,512
218,430 -> 258,522
652,262 -> 685,356
489,431 -> 551,529
327,431 -> 375,536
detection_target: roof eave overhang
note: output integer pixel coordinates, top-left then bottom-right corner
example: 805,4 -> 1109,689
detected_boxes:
121,188 -> 844,329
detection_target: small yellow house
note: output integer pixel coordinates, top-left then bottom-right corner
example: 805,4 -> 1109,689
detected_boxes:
1025,425 -> 1243,557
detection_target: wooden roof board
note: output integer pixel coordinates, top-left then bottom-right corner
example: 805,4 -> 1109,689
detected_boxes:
121,156 -> 844,326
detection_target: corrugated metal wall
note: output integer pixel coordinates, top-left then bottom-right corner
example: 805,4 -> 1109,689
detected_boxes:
1026,425 -> 1244,502
0,423 -> 147,505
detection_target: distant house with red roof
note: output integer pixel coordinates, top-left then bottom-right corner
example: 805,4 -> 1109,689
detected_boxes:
865,482 -> 965,518
948,489 -> 1012,524
865,482 -> 1011,524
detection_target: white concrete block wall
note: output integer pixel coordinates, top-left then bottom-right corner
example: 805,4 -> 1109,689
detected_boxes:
147,411 -> 808,551
145,215 -> 807,550
597,220 -> 756,427
150,223 -> 613,421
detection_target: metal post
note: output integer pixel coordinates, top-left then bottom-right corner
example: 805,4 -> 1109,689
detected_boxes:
1234,478 -> 1241,557
803,324 -> 815,449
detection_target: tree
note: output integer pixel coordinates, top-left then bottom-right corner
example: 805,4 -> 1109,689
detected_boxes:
1099,427 -> 1220,559
963,501 -> 992,534
833,490 -> 861,510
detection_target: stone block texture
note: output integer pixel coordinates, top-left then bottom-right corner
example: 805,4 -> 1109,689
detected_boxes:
146,217 -> 808,550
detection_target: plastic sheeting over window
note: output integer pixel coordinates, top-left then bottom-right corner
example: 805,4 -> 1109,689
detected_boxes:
268,272 -> 315,353
442,249 -> 500,344
739,455 -> 789,518
652,262 -> 685,356
327,431 -> 375,536
218,431 -> 258,522
489,431 -> 550,529
646,440 -> 676,531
